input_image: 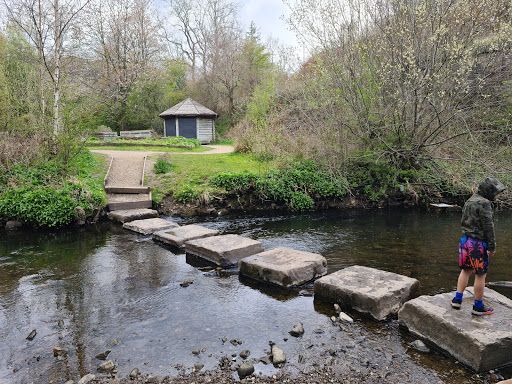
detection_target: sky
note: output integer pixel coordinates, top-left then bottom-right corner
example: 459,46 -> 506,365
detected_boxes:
238,0 -> 298,48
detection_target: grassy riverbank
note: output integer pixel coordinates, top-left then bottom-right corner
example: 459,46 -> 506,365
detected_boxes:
0,149 -> 108,228
146,148 -> 512,215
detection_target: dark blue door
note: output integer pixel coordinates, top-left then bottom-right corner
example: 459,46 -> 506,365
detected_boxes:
178,117 -> 196,139
165,118 -> 176,137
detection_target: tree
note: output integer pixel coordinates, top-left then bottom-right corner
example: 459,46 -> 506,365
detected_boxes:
2,0 -> 92,135
285,0 -> 512,169
86,0 -> 161,131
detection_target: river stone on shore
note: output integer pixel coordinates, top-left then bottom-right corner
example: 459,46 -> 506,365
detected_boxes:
78,374 -> 96,384
314,265 -> 420,321
237,361 -> 255,378
271,345 -> 286,365
5,220 -> 23,231
123,218 -> 179,235
239,247 -> 327,288
153,225 -> 219,249
398,287 -> 512,372
108,208 -> 159,223
185,234 -> 264,267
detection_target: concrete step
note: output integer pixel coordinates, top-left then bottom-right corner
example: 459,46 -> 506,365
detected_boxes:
108,208 -> 159,223
123,217 -> 179,235
239,247 -> 327,288
314,266 -> 420,321
107,193 -> 152,211
185,234 -> 264,268
105,186 -> 150,194
153,225 -> 220,249
398,288 -> 512,372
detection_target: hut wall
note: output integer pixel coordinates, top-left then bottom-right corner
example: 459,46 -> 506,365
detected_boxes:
198,118 -> 214,143
165,118 -> 177,137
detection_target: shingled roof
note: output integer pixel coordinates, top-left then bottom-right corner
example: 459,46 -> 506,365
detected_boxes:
159,98 -> 217,117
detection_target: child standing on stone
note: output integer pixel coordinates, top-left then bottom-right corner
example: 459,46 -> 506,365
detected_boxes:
450,177 -> 506,315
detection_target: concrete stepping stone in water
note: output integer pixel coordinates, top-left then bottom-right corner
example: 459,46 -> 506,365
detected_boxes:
239,247 -> 327,288
398,287 -> 512,372
108,208 -> 159,223
153,225 -> 219,249
314,265 -> 420,321
185,234 -> 263,267
123,218 -> 179,235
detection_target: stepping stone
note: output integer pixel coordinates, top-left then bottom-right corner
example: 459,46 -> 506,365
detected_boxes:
108,209 -> 159,223
314,265 -> 419,321
123,218 -> 178,235
239,247 -> 327,288
185,234 -> 263,267
398,288 -> 512,372
153,225 -> 219,249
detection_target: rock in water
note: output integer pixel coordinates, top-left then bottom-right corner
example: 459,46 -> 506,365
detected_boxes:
271,345 -> 286,365
78,374 -> 96,384
238,362 -> 255,379
26,330 -> 37,340
334,303 -> 342,314
95,350 -> 111,360
97,360 -> 115,373
53,347 -> 67,357
129,368 -> 140,378
409,340 -> 430,353
339,311 -> 354,323
240,349 -> 251,359
289,323 -> 305,337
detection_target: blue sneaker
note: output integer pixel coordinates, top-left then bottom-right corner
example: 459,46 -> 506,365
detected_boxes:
450,298 -> 462,309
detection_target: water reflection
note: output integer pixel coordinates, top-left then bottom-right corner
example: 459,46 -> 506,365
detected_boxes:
1,210 -> 511,383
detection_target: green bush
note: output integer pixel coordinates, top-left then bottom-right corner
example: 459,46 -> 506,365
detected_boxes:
209,160 -> 347,211
173,185 -> 199,203
0,150 -> 106,227
154,157 -> 173,174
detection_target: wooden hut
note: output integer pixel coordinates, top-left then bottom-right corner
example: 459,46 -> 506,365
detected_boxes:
159,98 -> 217,143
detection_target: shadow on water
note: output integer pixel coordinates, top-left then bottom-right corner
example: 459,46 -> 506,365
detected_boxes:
1,210 -> 512,383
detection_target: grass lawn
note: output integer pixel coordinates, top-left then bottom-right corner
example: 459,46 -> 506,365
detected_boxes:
87,145 -> 211,153
146,152 -> 274,203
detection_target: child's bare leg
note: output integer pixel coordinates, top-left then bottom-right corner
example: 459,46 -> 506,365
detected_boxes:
473,273 -> 487,301
456,269 -> 472,294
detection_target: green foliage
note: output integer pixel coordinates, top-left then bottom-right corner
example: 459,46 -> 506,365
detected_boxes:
0,150 -> 106,227
154,157 -> 173,174
345,153 -> 421,201
173,185 -> 199,203
209,160 -> 347,211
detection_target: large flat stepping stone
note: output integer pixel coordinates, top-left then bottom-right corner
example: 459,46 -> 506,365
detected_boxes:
314,265 -> 419,321
108,208 -> 159,223
185,234 -> 263,267
398,288 -> 512,372
123,218 -> 178,235
239,247 -> 327,288
153,225 -> 219,249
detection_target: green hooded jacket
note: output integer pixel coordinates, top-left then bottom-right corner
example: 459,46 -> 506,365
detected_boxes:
460,177 -> 506,252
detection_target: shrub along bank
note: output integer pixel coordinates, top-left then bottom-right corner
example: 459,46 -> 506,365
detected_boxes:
153,152 -> 493,216
0,151 -> 107,228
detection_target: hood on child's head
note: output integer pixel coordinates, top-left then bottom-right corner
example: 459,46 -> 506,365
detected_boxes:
478,177 -> 506,201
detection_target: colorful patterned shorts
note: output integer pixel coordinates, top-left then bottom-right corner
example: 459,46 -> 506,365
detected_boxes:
459,235 -> 489,274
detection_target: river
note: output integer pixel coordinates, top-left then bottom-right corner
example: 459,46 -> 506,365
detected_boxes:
1,209 -> 511,383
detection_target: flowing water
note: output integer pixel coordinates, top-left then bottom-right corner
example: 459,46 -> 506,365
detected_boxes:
1,209 -> 511,383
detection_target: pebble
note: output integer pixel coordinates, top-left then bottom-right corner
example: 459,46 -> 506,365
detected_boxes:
129,368 -> 139,378
53,347 -> 67,357
334,304 -> 342,314
107,339 -> 119,347
271,345 -> 286,365
26,330 -> 37,341
97,360 -> 115,373
192,349 -> 201,355
409,340 -> 430,353
240,349 -> 251,359
289,323 -> 305,337
237,362 -> 255,379
180,280 -> 194,287
95,350 -> 111,360
77,374 -> 96,384
338,312 -> 354,323
194,363 -> 204,371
